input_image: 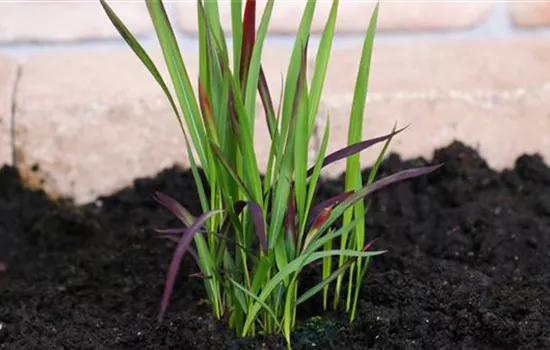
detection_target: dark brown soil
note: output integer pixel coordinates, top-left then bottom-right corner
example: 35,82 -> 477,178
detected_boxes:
1,141 -> 549,350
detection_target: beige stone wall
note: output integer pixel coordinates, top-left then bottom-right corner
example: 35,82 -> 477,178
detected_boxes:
1,1 -> 549,42
1,1 -> 550,203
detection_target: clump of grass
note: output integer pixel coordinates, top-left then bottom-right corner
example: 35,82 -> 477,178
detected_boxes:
101,0 -> 441,348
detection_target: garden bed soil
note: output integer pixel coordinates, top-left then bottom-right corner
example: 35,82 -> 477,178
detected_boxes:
1,141 -> 549,350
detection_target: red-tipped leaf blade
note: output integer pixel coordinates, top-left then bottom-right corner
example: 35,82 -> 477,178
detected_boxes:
198,79 -> 215,125
308,191 -> 353,224
240,0 -> 256,86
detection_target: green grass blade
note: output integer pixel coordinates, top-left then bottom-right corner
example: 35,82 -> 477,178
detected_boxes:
229,277 -> 283,333
347,124 -> 396,318
268,131 -> 294,250
101,0 -> 210,214
336,2 -> 380,310
297,255 -> 353,306
279,1 -> 316,150
211,142 -> 255,200
302,115 -> 330,240
250,255 -> 271,295
241,248 -> 384,336
146,0 -> 210,175
304,116 -> 331,307
100,0 -> 177,122
227,73 -> 264,203
231,0 -> 243,74
308,0 -> 338,135
293,38 -> 310,236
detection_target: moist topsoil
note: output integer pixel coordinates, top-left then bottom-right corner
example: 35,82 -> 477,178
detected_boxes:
0,141 -> 549,350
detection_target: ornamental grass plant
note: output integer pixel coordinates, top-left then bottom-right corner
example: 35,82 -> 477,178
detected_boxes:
101,0 -> 441,348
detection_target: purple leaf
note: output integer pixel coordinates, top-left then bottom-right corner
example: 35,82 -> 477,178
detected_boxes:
343,164 -> 442,209
153,192 -> 195,227
158,210 -> 222,323
306,126 -> 408,177
154,227 -> 189,235
247,201 -> 268,254
309,191 -> 353,224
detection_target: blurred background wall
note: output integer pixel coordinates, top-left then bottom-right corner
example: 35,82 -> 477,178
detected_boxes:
1,1 -> 550,204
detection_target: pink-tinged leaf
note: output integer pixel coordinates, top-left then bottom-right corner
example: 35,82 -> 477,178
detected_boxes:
158,210 -> 222,323
153,192 -> 195,227
258,66 -> 277,139
309,191 -> 353,224
312,206 -> 333,230
228,90 -> 242,138
291,36 -> 309,121
303,206 -> 333,251
285,186 -> 297,242
198,79 -> 215,125
240,0 -> 256,87
306,126 -> 408,177
198,79 -> 220,143
361,239 -> 377,253
247,201 -> 268,254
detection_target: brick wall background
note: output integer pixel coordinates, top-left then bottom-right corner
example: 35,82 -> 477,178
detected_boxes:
1,1 -> 550,203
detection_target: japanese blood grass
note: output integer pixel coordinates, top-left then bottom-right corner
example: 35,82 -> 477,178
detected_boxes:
101,0 -> 441,348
